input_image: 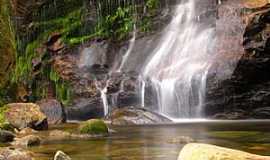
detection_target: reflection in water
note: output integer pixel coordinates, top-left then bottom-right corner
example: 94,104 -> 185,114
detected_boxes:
30,121 -> 270,160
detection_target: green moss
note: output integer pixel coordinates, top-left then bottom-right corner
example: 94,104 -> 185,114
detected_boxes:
0,105 -> 13,131
49,69 -> 72,106
79,119 -> 108,135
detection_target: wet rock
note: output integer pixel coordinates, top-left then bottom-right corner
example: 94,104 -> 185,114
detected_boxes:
54,151 -> 71,160
48,130 -> 72,141
110,106 -> 171,125
178,143 -> 270,160
37,99 -> 66,125
66,98 -> 103,121
4,103 -> 48,130
17,128 -> 37,136
0,130 -> 15,143
168,136 -> 195,144
12,135 -> 41,147
79,119 -> 108,135
0,148 -> 33,160
212,111 -> 248,120
205,5 -> 270,119
78,41 -> 109,73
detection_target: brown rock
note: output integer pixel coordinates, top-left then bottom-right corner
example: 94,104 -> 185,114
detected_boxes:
243,0 -> 269,9
4,103 -> 48,130
12,135 -> 41,147
0,148 -> 33,160
17,128 -> 37,136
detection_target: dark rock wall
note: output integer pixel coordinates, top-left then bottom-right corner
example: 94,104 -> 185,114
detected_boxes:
205,2 -> 270,119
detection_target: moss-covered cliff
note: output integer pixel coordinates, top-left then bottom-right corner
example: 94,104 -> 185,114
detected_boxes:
0,0 -> 16,105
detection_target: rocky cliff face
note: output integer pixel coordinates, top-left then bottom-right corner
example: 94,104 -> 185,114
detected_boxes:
1,0 -> 270,120
205,1 -> 270,119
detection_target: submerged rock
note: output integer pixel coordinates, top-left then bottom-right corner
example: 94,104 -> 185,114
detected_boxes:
178,143 -> 270,160
12,135 -> 41,147
168,136 -> 195,144
79,119 -> 108,135
110,106 -> 171,125
0,130 -> 15,143
4,103 -> 48,130
47,129 -> 110,141
54,151 -> 71,160
37,99 -> 66,125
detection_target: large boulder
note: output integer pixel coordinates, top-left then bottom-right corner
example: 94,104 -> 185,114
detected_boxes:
110,106 -> 171,125
178,143 -> 270,160
4,103 -> 48,130
37,99 -> 66,125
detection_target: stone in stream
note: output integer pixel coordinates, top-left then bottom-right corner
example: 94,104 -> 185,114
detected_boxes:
0,130 -> 15,143
11,135 -> 41,147
4,103 -> 48,130
178,143 -> 270,160
54,151 -> 71,160
79,119 -> 108,135
110,106 -> 172,125
168,136 -> 195,144
17,128 -> 38,136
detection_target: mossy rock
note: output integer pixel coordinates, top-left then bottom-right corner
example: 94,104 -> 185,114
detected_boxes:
4,103 -> 48,130
0,106 -> 13,131
79,119 -> 108,135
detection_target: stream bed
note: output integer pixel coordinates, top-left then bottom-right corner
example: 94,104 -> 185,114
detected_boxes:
30,120 -> 270,160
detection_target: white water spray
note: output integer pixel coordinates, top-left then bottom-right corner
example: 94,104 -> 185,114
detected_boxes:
117,25 -> 137,73
141,79 -> 146,107
142,0 -> 216,119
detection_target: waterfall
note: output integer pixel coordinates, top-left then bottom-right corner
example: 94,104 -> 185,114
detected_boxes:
117,25 -> 137,73
95,79 -> 110,117
142,0 -> 216,119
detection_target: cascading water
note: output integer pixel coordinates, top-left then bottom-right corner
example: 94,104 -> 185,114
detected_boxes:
95,79 -> 110,117
94,27 -> 137,117
117,25 -> 137,73
141,0 -> 217,119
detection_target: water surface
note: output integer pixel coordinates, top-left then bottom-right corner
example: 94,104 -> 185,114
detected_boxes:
31,120 -> 270,160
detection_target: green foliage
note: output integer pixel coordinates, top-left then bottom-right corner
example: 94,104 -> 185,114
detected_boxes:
79,119 -> 108,135
146,0 -> 159,10
49,69 -> 72,106
12,41 -> 39,83
96,6 -> 135,41
0,0 -> 16,106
